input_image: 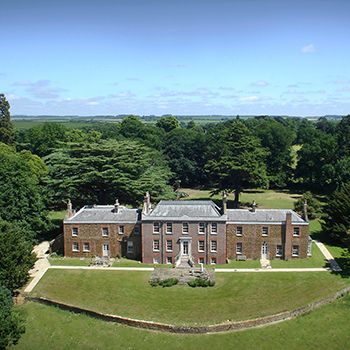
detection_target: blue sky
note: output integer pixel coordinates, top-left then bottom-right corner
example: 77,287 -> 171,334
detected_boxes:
2,0 -> 350,116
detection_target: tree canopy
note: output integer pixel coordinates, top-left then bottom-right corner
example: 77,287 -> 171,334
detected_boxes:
0,94 -> 14,146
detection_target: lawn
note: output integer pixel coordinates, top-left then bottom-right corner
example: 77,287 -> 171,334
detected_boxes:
14,292 -> 350,350
29,269 -> 350,327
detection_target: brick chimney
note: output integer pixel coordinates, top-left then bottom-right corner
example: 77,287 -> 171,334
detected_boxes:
285,211 -> 292,260
65,199 -> 73,219
222,191 -> 227,214
252,200 -> 257,212
143,191 -> 151,214
115,199 -> 119,213
303,200 -> 308,222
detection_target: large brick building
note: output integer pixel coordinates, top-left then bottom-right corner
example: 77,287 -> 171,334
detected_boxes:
63,193 -> 311,264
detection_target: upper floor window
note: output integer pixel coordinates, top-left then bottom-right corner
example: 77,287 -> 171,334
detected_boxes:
72,227 -> 78,236
153,240 -> 160,251
134,225 -> 140,234
166,240 -> 173,251
102,227 -> 109,237
293,227 -> 300,236
127,241 -> 134,253
236,226 -> 243,236
211,240 -> 217,252
211,223 -> 217,234
198,222 -> 205,234
182,222 -> 189,234
153,222 -> 160,233
262,227 -> 269,236
166,222 -> 173,234
198,240 -> 205,252
119,225 -> 124,234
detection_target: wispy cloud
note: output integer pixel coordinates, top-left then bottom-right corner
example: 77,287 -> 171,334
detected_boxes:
126,78 -> 142,81
336,85 -> 350,92
250,81 -> 269,87
237,96 -> 271,102
301,44 -> 317,53
13,80 -> 67,99
331,79 -> 350,84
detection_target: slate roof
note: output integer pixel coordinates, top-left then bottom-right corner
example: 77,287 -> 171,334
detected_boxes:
64,205 -> 141,224
143,200 -> 226,221
226,209 -> 308,225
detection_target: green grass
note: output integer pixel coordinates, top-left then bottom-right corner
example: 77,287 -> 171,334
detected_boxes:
48,210 -> 66,221
29,269 -> 350,327
14,292 -> 350,350
270,243 -> 326,268
214,259 -> 261,269
48,257 -> 93,266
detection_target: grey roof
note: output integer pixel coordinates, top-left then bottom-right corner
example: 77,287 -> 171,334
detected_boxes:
143,200 -> 225,221
226,209 -> 308,225
64,205 -> 141,224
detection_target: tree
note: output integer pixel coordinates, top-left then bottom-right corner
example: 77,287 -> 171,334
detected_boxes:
44,140 -> 175,208
0,221 -> 37,292
0,94 -> 14,145
336,115 -> 350,157
0,143 -> 52,242
293,191 -> 321,220
156,116 -> 180,133
0,283 -> 25,349
205,120 -> 269,204
322,182 -> 350,248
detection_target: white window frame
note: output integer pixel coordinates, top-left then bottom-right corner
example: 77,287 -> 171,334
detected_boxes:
72,242 -> 79,251
211,240 -> 217,252
292,245 -> 300,257
166,222 -> 173,234
211,222 -> 217,234
236,242 -> 243,255
153,222 -> 160,233
72,227 -> 78,236
236,226 -> 243,236
83,242 -> 90,252
293,227 -> 300,236
182,222 -> 189,234
211,257 -> 217,265
262,226 -> 269,236
166,256 -> 173,264
153,256 -> 160,264
276,245 -> 283,257
198,240 -> 205,252
119,225 -> 124,234
198,222 -> 205,234
166,240 -> 173,252
127,241 -> 133,253
102,227 -> 109,237
198,257 -> 205,264
153,239 -> 160,251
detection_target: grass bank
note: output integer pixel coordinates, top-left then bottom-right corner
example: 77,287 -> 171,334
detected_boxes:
30,269 -> 349,326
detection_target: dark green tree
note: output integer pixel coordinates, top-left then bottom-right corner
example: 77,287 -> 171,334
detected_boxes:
336,115 -> 350,158
0,94 -> 14,146
205,120 -> 269,204
0,283 -> 25,349
44,140 -> 175,208
322,182 -> 350,248
293,191 -> 322,220
156,116 -> 180,133
0,221 -> 37,292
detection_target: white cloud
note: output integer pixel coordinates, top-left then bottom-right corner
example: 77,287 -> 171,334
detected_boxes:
332,79 -> 350,84
13,80 -> 67,99
301,44 -> 317,53
250,81 -> 269,87
336,85 -> 350,92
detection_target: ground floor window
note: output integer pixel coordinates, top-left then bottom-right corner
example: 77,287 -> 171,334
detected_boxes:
72,242 -> 79,251
153,256 -> 160,264
211,257 -> 217,265
166,240 -> 173,252
292,245 -> 299,257
198,257 -> 205,264
153,239 -> 160,251
83,242 -> 90,252
236,242 -> 243,254
276,245 -> 283,257
127,241 -> 133,253
307,238 -> 312,256
166,256 -> 173,264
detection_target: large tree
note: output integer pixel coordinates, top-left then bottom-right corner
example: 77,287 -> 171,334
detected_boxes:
205,120 -> 269,203
0,94 -> 14,146
44,139 -> 175,208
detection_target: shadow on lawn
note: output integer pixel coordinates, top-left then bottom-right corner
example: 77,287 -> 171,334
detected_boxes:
331,255 -> 350,279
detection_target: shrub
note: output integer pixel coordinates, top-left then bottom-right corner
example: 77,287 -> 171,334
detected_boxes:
149,278 -> 179,287
188,278 -> 215,288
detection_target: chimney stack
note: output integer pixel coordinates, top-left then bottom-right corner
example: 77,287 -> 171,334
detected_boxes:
143,191 -> 151,214
303,199 -> 308,222
222,191 -> 227,214
252,200 -> 257,212
115,199 -> 119,213
66,199 -> 73,219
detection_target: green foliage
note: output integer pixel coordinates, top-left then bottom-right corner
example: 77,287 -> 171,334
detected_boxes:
0,222 -> 37,292
44,139 -> 175,207
0,284 -> 25,349
0,144 -> 53,241
149,278 -> 179,287
0,94 -> 15,146
188,278 -> 215,287
156,116 -> 180,132
293,191 -> 322,219
205,120 -> 269,203
322,183 -> 350,248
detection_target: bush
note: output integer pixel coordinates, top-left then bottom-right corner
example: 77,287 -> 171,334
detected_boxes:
188,278 -> 215,288
294,191 -> 322,219
149,278 -> 179,287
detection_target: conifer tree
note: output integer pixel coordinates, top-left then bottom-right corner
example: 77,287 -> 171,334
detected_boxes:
0,94 -> 14,145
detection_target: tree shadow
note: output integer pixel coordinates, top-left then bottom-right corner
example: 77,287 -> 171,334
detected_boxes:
331,255 -> 350,278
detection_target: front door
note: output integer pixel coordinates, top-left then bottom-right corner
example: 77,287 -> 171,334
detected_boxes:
103,243 -> 109,257
182,241 -> 189,255
261,243 -> 268,259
